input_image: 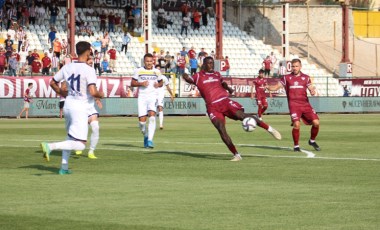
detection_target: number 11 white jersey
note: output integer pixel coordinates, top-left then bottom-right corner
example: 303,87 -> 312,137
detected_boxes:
53,62 -> 98,105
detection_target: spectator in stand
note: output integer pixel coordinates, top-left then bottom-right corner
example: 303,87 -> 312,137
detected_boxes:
262,56 -> 272,77
29,2 -> 37,26
0,8 -> 5,30
21,4 -> 29,28
224,56 -> 230,77
127,10 -> 134,32
152,51 -> 158,66
180,47 -> 188,58
121,32 -> 131,54
115,13 -> 122,32
190,57 -> 198,75
47,47 -> 54,59
202,8 -> 208,26
7,6 -> 17,30
48,3 -> 59,26
16,26 -> 25,52
41,52 -> 51,75
132,4 -> 141,29
61,39 -> 68,54
0,50 -> 7,75
108,11 -> 115,33
32,49 -> 40,60
8,53 -> 18,76
92,37 -> 102,53
75,12 -> 84,26
19,46 -> 28,75
48,27 -> 57,49
51,52 -> 59,74
269,51 -> 277,74
101,32 -> 110,55
36,3 -> 45,25
157,49 -> 165,60
177,55 -> 186,76
193,9 -> 201,30
4,40 -> 13,62
26,50 -> 34,74
53,38 -> 62,59
79,22 -> 86,35
94,50 -> 102,76
99,10 -> 107,32
188,46 -> 196,59
210,50 -> 216,59
169,56 -> 177,77
165,12 -> 173,27
278,62 -> 286,78
180,15 -> 190,37
22,35 -> 29,51
101,57 -> 112,73
85,22 -> 94,36
7,26 -> 16,41
157,53 -> 166,73
165,51 -> 171,73
31,58 -> 41,75
4,34 -> 14,47
107,46 -> 117,72
181,3 -> 190,18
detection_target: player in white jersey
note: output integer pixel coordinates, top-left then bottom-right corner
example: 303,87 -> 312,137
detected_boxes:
75,55 -> 102,159
40,41 -> 104,175
131,53 -> 163,148
155,65 -> 174,129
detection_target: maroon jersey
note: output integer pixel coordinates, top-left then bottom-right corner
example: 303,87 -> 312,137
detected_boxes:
191,70 -> 229,105
24,88 -> 31,102
42,56 -> 51,68
107,49 -> 117,60
188,49 -> 196,59
263,59 -> 271,70
280,72 -> 312,107
253,77 -> 267,99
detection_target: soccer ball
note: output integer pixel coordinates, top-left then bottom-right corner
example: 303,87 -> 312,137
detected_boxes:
242,117 -> 257,132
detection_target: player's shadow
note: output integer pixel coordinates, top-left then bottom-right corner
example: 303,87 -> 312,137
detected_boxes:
19,164 -> 58,175
238,144 -> 291,151
102,143 -> 140,148
151,150 -> 226,160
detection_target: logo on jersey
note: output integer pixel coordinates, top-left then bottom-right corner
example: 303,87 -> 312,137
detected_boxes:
291,113 -> 298,120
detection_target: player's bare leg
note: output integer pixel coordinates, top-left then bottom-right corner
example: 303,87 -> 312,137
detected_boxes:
211,119 -> 241,161
292,121 -> 301,151
309,119 -> 321,151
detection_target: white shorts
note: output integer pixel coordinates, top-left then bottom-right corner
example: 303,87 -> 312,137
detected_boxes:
156,94 -> 164,107
138,95 -> 157,117
64,100 -> 89,142
87,104 -> 99,118
23,101 -> 30,108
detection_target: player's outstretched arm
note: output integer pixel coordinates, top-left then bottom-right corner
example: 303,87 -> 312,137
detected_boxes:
221,81 -> 234,95
182,73 -> 194,85
267,82 -> 283,92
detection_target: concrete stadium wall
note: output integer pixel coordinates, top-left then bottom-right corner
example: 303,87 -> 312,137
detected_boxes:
225,4 -> 345,46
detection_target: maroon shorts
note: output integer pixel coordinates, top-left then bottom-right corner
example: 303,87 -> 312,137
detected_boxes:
207,98 -> 244,123
289,104 -> 319,125
256,97 -> 268,107
0,65 -> 4,73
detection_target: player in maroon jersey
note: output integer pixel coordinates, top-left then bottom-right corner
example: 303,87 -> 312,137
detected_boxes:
251,69 -> 271,120
182,57 -> 282,162
268,59 -> 320,152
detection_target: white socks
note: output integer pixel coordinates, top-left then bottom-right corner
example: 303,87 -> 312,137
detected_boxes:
139,121 -> 147,135
159,111 -> 164,127
61,150 -> 70,170
90,121 -> 99,151
148,116 -> 156,141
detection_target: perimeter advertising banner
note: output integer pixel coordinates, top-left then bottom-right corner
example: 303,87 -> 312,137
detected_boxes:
0,76 -> 134,98
339,78 -> 380,97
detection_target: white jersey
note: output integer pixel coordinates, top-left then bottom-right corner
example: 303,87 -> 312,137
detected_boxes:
133,67 -> 162,97
53,62 -> 97,105
157,74 -> 170,99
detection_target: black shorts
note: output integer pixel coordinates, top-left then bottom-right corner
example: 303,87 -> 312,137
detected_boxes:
59,101 -> 65,109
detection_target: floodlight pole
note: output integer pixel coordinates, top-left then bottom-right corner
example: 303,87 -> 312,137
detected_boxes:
215,0 -> 223,60
143,0 -> 152,54
67,0 -> 75,56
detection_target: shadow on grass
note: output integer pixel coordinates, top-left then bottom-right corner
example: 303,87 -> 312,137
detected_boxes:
19,164 -> 58,175
238,144 -> 292,151
150,150 -> 226,161
103,143 -> 140,148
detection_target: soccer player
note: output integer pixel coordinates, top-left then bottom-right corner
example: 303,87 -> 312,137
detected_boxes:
131,53 -> 163,148
182,57 -> 282,162
17,83 -> 33,119
267,58 -> 321,152
40,41 -> 104,175
75,56 -> 102,159
155,65 -> 175,130
251,69 -> 271,120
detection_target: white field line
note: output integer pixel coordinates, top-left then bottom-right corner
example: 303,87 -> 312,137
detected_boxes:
1,141 -> 380,162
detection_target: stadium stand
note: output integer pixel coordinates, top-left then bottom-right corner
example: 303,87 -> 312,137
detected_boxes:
0,4 -> 341,96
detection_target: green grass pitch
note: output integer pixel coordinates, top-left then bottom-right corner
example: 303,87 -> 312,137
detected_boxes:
0,114 -> 379,230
